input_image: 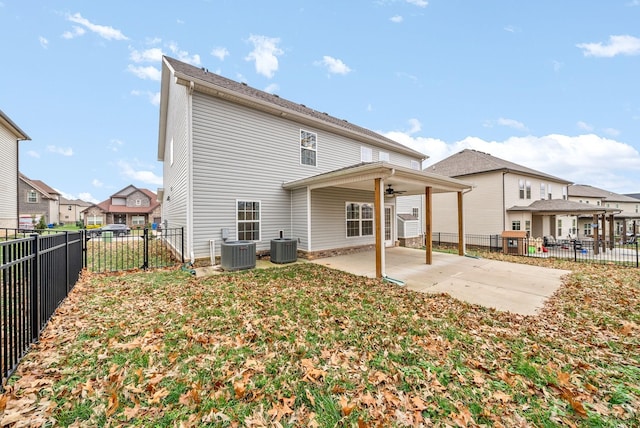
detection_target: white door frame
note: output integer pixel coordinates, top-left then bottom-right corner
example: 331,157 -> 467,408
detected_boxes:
384,204 -> 394,247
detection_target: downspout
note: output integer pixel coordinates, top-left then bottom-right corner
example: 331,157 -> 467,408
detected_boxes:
187,81 -> 195,263
502,171 -> 507,231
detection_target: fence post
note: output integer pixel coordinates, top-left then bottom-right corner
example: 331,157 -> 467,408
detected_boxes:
142,228 -> 149,270
30,234 -> 41,342
65,231 -> 70,294
181,227 -> 185,263
636,240 -> 639,268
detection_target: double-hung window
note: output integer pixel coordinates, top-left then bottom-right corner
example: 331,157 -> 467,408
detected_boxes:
27,190 -> 38,203
300,130 -> 317,166
540,183 -> 546,200
361,146 -> 372,162
346,202 -> 374,238
237,200 -> 260,241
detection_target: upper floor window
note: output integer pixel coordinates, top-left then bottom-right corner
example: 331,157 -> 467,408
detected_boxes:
562,186 -> 568,200
540,183 -> 546,200
519,180 -> 531,199
361,146 -> 372,162
135,199 -> 142,206
379,152 -> 389,162
636,205 -> 638,213
547,184 -> 552,199
512,220 -> 521,230
237,200 -> 261,241
412,207 -> 419,218
27,190 -> 38,203
410,160 -> 420,170
300,130 -> 317,166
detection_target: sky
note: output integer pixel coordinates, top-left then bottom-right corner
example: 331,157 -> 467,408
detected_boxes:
2,0 -> 640,203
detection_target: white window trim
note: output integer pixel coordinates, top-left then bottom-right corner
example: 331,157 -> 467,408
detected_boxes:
379,151 -> 389,162
361,146 -> 373,162
346,202 -> 374,238
132,215 -> 145,226
27,190 -> 38,203
300,129 -> 317,167
236,199 -> 261,241
410,160 -> 420,170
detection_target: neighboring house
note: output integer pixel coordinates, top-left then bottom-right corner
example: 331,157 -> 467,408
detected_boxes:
82,185 -> 161,228
157,56 -> 472,276
0,109 -> 30,229
18,173 -> 60,228
568,184 -> 640,238
424,149 -> 617,240
59,197 -> 92,225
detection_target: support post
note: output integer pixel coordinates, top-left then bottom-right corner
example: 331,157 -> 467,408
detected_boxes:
375,178 -> 383,278
425,186 -> 432,265
608,214 -> 615,250
457,191 -> 464,256
593,214 -> 599,255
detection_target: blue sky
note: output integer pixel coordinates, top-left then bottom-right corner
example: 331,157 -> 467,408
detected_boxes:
2,0 -> 639,203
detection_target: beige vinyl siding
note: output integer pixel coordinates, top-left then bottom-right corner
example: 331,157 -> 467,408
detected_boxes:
161,73 -> 191,258
0,126 -> 18,228
310,188 -> 375,251
189,92 -> 422,259
291,188 -> 309,250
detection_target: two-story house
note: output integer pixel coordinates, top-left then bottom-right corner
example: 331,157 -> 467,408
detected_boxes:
59,197 -> 92,225
424,149 -> 617,240
157,56 -> 472,275
82,185 -> 161,228
0,109 -> 30,229
18,173 -> 60,229
568,184 -> 640,239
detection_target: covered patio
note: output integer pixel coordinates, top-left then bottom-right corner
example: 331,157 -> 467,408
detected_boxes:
283,162 -> 473,279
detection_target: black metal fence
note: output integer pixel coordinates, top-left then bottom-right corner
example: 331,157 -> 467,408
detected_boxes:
83,227 -> 184,273
1,227 -> 184,387
1,231 -> 83,387
432,232 -> 640,268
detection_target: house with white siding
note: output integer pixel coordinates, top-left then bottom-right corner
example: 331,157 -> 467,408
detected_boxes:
567,184 -> 640,240
423,149 -> 618,241
157,56 -> 473,276
0,109 -> 30,229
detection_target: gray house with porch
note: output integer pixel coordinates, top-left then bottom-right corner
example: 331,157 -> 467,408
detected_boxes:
157,56 -> 472,277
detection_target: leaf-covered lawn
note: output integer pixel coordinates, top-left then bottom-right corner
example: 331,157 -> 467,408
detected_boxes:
1,258 -> 638,427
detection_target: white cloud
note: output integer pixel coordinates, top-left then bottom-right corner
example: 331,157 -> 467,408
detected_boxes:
66,13 -> 128,41
78,192 -> 99,204
127,64 -> 161,81
383,131 -> 640,194
577,35 -> 640,57
577,121 -> 593,131
118,160 -> 163,186
407,118 -> 421,134
39,36 -> 49,49
626,0 -> 640,6
245,34 -> 283,78
129,47 -> 163,63
177,18 -> 185,24
108,139 -> 124,152
264,83 -> 279,94
92,179 -> 103,187
167,42 -> 201,65
406,0 -> 428,7
484,117 -> 528,131
602,127 -> 620,137
390,15 -> 403,23
503,25 -> 518,33
27,150 -> 40,158
552,60 -> 563,72
47,145 -> 73,156
315,56 -> 352,75
130,89 -> 161,105
62,26 -> 85,40
211,47 -> 230,61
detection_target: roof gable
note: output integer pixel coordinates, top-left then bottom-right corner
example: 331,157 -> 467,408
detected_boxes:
19,173 -> 57,199
426,149 -> 571,183
0,109 -> 30,140
159,56 -> 426,161
569,184 -> 640,203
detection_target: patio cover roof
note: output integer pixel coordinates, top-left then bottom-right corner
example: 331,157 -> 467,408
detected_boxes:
282,162 -> 473,194
507,199 -> 620,216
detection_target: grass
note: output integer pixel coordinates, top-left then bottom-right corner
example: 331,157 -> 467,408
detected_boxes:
0,256 -> 638,427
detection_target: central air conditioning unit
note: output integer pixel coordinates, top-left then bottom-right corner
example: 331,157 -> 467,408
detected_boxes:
270,238 -> 297,264
220,241 -> 256,271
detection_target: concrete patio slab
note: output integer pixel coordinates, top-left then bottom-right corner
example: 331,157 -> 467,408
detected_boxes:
310,247 -> 571,316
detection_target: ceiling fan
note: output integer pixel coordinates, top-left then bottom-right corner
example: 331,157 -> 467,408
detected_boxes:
385,184 -> 406,197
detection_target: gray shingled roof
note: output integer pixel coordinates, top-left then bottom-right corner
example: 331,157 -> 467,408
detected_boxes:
569,184 -> 640,203
626,193 -> 640,200
163,56 -> 425,159
507,199 -> 619,214
425,149 -> 571,183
